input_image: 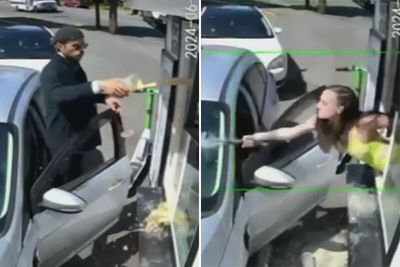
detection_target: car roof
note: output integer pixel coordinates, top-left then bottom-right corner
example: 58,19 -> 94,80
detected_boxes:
203,4 -> 259,14
0,66 -> 37,123
0,25 -> 50,33
201,45 -> 256,102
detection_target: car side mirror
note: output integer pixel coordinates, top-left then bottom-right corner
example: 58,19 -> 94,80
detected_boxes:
274,27 -> 283,34
41,188 -> 86,213
254,166 -> 295,189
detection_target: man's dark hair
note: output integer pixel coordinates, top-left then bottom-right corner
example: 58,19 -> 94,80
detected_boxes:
52,26 -> 84,45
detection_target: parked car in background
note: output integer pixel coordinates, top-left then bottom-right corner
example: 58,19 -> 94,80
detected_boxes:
10,0 -> 58,12
353,0 -> 375,12
0,65 -> 133,267
63,0 -> 90,8
0,25 -> 55,71
130,9 -> 167,33
202,5 -> 288,87
201,45 -> 341,267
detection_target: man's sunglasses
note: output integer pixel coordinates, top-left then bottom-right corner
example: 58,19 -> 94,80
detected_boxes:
71,43 -> 88,50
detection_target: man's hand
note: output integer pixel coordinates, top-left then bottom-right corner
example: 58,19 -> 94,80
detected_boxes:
100,79 -> 129,97
105,96 -> 123,113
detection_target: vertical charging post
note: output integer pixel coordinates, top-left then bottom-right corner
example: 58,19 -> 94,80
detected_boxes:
145,87 -> 159,130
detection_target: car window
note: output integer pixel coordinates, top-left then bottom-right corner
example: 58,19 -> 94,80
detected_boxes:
265,95 -> 318,164
378,112 -> 400,251
22,109 -> 50,237
185,64 -> 199,139
0,29 -> 55,59
32,88 -> 47,119
56,115 -> 118,189
236,89 -> 257,138
201,101 -> 229,215
0,124 -> 15,230
23,108 -> 50,191
30,111 -> 125,212
239,90 -> 320,185
172,148 -> 199,267
242,64 -> 268,118
202,8 -> 274,39
235,91 -> 257,191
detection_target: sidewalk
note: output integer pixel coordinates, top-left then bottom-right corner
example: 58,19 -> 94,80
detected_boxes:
268,208 -> 348,267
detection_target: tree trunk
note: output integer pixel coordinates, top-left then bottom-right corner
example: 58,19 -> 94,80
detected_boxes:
109,0 -> 118,34
317,0 -> 327,14
305,0 -> 310,9
95,1 -> 101,29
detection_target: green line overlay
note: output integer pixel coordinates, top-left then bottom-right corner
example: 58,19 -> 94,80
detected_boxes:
202,49 -> 400,55
217,187 -> 400,193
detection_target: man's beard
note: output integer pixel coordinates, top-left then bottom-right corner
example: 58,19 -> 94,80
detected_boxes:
65,52 -> 83,62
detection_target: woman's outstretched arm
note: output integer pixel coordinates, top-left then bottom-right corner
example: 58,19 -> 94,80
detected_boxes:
242,115 -> 317,148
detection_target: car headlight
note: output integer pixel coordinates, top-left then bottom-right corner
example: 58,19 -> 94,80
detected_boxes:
268,54 -> 285,70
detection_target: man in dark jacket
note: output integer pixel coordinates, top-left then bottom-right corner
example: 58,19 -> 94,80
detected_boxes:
40,26 -> 128,157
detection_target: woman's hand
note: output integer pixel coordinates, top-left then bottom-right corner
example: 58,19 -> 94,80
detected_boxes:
242,134 -> 259,148
359,114 -> 390,129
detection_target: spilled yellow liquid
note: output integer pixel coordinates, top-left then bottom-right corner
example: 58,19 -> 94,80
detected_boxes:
144,202 -> 189,233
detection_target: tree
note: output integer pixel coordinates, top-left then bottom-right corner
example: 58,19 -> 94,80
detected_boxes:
94,0 -> 101,29
317,0 -> 327,14
109,0 -> 118,34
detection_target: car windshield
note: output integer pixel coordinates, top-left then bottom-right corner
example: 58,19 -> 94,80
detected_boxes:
202,7 -> 274,39
201,101 -> 227,208
0,29 -> 55,59
0,124 -> 14,230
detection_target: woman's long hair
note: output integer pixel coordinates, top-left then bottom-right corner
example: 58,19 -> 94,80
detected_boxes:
316,85 -> 361,151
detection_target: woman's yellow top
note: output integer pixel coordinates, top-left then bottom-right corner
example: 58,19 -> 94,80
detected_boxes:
347,127 -> 400,172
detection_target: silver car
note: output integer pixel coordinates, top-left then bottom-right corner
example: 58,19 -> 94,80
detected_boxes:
202,5 -> 288,87
201,46 -> 340,266
0,66 -> 132,267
